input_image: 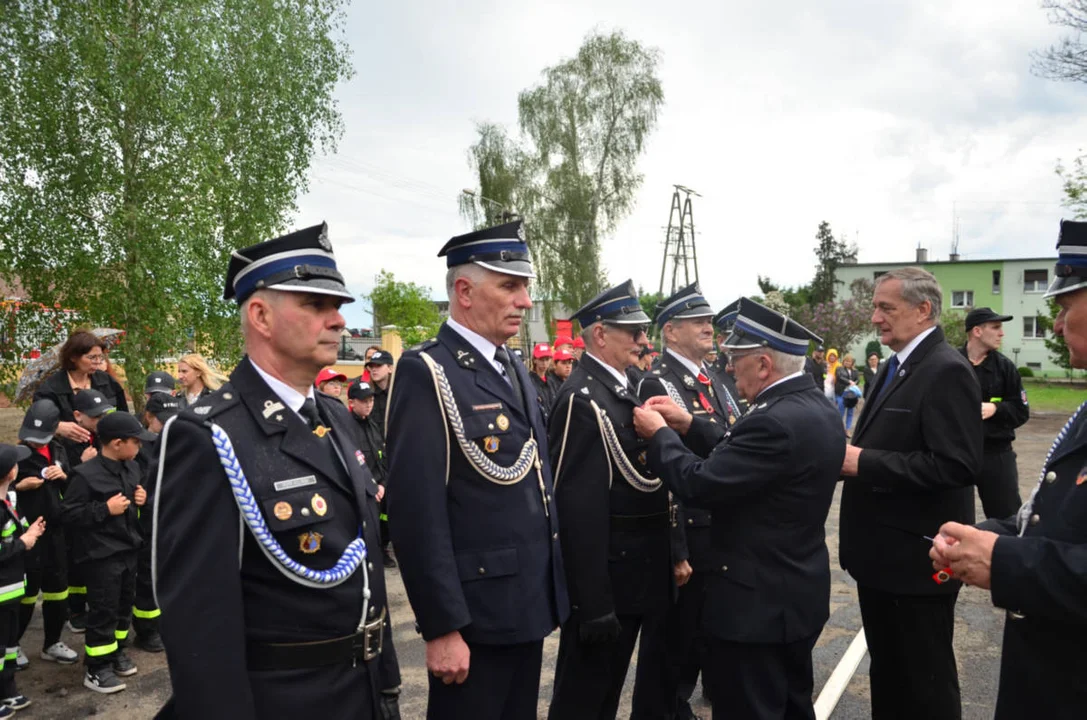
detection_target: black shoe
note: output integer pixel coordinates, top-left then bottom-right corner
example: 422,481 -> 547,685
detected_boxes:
84,667 -> 126,694
379,691 -> 402,720
676,697 -> 702,720
135,633 -> 165,653
383,552 -> 397,569
111,652 -> 138,677
66,614 -> 87,633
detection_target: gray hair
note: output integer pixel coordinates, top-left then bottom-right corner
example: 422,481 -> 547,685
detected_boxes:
875,267 -> 942,322
766,349 -> 805,375
239,290 -> 280,339
445,263 -> 489,300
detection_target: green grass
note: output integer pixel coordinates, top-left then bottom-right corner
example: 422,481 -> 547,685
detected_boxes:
1022,380 -> 1087,414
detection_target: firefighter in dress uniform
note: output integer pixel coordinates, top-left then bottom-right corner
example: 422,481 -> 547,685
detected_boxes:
637,284 -> 743,719
385,220 -> 568,720
152,223 -> 393,719
547,280 -> 676,720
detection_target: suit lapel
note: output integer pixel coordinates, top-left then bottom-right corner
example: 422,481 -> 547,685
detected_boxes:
853,328 -> 944,443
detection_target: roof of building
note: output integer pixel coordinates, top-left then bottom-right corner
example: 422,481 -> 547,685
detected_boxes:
841,256 -> 1055,269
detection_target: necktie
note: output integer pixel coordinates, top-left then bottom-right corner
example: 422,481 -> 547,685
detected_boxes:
494,347 -> 524,410
299,397 -> 322,429
875,355 -> 900,400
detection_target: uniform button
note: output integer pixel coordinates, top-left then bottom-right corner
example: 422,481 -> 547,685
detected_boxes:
362,521 -> 367,530
478,567 -> 486,575
1030,514 -> 1040,525
552,532 -> 559,541
369,606 -> 377,617
488,423 -> 495,430
687,518 -> 694,525
301,508 -> 311,517
368,562 -> 374,572
1045,471 -> 1057,483
721,565 -> 728,572
620,551 -> 627,558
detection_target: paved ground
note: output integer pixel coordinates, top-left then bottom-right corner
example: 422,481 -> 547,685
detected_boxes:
0,409 -> 1068,718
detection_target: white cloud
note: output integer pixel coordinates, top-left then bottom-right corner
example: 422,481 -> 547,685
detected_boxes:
294,0 -> 1087,327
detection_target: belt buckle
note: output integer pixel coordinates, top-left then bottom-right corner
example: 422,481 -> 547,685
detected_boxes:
361,608 -> 385,661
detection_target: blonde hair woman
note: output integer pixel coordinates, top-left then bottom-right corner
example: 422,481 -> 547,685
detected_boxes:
176,354 -> 227,406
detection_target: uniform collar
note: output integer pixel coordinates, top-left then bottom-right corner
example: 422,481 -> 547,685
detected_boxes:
250,359 -> 315,416
756,371 -> 805,400
665,348 -> 704,378
586,352 -> 631,388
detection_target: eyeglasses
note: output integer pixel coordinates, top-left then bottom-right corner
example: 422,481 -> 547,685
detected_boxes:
84,354 -> 105,363
726,351 -> 762,365
604,323 -> 649,340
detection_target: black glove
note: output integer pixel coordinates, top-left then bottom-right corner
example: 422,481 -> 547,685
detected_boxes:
579,611 -> 622,644
379,691 -> 401,720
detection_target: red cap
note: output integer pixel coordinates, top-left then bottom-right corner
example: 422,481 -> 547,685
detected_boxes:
533,343 -> 552,359
315,368 -> 347,386
553,349 -> 575,362
554,335 -> 574,348
572,336 -> 585,349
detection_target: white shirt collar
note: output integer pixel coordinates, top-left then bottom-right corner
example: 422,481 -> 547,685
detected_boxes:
665,348 -> 704,379
250,359 -> 314,416
588,352 -> 631,388
445,317 -> 503,374
756,371 -> 805,400
891,325 -> 938,367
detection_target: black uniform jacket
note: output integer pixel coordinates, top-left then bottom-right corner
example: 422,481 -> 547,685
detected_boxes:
959,347 -> 1030,452
977,404 -> 1087,719
16,441 -> 69,568
648,374 -> 845,644
386,323 -> 568,645
153,357 -> 386,720
34,369 -> 128,465
840,327 -> 983,595
637,350 -> 736,568
529,371 -> 557,423
61,454 -> 143,562
549,353 -> 672,623
352,413 -> 387,487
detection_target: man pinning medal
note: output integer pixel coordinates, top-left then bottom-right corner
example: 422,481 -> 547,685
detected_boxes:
153,224 -> 392,719
385,220 -> 567,720
637,284 -> 743,719
547,280 -> 675,720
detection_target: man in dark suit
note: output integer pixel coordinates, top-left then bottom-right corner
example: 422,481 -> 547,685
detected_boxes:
153,224 -> 393,719
633,297 -> 846,720
637,284 -> 742,719
930,220 -> 1087,719
839,266 -> 983,720
385,220 -> 568,720
547,280 -> 674,720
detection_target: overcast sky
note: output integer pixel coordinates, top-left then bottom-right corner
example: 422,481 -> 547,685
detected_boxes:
294,0 -> 1087,329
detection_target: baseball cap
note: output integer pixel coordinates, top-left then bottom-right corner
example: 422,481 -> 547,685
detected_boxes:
532,343 -> 552,359
365,351 -> 394,367
553,349 -> 575,362
348,381 -> 375,401
553,335 -> 574,348
144,371 -> 177,395
19,400 -> 60,444
145,394 -> 182,422
97,412 -> 157,443
0,444 -> 31,479
965,307 -> 1013,332
73,389 -> 115,418
316,368 -> 347,385
572,336 -> 585,350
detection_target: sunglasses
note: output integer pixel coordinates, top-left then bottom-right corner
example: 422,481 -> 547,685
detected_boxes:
604,323 -> 649,340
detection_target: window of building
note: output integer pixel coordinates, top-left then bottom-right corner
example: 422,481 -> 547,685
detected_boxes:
1024,269 -> 1048,293
992,270 -> 1001,294
873,271 -> 887,280
526,305 -> 541,323
1023,316 -> 1046,339
950,290 -> 974,308
1027,362 -> 1042,370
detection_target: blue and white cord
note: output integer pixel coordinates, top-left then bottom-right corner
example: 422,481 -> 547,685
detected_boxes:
1017,400 -> 1087,536
211,423 -> 369,600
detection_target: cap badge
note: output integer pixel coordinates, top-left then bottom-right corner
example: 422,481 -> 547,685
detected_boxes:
495,414 -> 510,431
94,397 -> 102,404
33,420 -> 41,427
318,226 -> 332,251
298,531 -> 322,554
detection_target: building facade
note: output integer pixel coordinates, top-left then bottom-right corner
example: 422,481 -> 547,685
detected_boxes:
835,254 -> 1057,373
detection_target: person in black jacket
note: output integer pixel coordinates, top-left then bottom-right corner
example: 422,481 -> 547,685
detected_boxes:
0,444 -> 45,716
634,297 -> 845,720
14,401 -> 79,666
347,381 -> 393,567
840,267 -> 983,720
860,352 -> 881,399
528,343 -> 556,422
930,220 -> 1087,720
365,351 -> 394,437
960,307 -> 1031,520
61,412 -> 152,695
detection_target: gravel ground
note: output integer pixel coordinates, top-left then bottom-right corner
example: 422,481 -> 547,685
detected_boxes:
0,409 -> 1068,718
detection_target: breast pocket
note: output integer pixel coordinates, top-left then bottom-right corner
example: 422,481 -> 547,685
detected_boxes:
455,547 -> 519,632
259,486 -> 337,532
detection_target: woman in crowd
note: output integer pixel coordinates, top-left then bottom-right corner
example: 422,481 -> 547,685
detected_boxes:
835,353 -> 861,434
861,351 -> 881,398
176,354 -> 225,407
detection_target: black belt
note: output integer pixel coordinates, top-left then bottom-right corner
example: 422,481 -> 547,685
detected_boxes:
246,608 -> 385,671
610,512 -> 671,532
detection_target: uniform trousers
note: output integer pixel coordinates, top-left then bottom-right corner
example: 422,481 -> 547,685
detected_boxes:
132,541 -> 160,637
83,551 -> 136,669
548,611 -> 672,720
19,529 -> 68,648
704,631 -> 819,720
66,534 -> 87,618
428,639 -> 543,720
857,585 -> 961,720
977,448 -> 1021,520
671,559 -> 709,705
0,602 -> 19,699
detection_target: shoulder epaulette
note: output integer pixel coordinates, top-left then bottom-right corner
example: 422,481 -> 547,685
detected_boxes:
182,383 -> 239,422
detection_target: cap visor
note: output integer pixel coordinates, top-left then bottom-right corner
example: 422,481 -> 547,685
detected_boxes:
266,279 -> 356,303
473,260 -> 536,279
84,406 -> 115,418
18,431 -> 54,445
605,309 -> 652,325
136,429 -> 158,442
670,308 -> 716,321
1044,275 -> 1087,299
145,388 -> 173,395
